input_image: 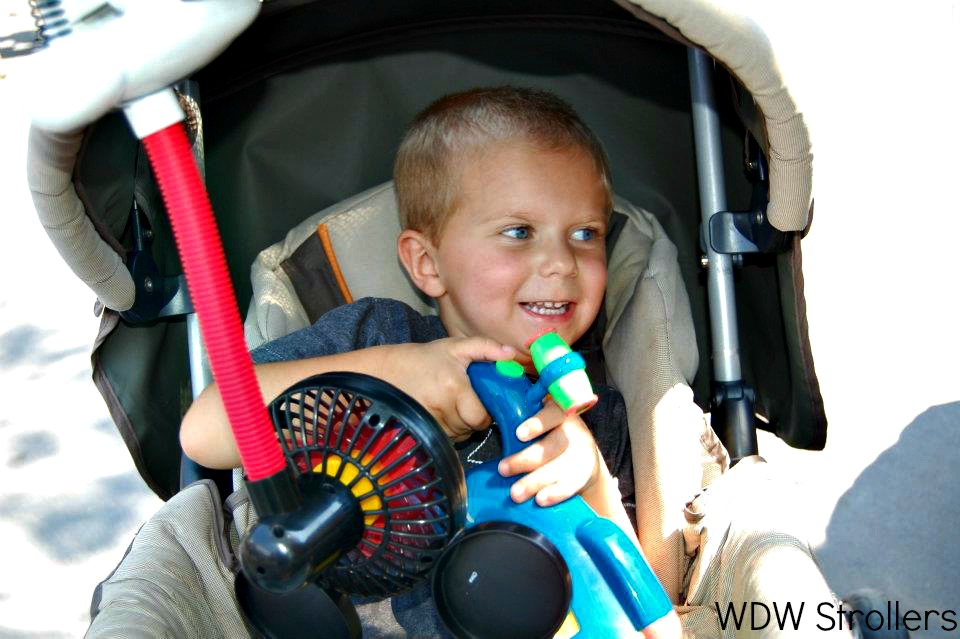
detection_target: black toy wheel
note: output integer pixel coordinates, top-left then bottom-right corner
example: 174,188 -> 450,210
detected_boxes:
433,521 -> 572,639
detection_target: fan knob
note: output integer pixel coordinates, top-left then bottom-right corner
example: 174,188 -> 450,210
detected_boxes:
241,474 -> 364,592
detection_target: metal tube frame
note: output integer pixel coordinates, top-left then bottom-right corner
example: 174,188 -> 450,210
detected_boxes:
688,48 -> 741,383
688,48 -> 758,462
177,79 -> 214,400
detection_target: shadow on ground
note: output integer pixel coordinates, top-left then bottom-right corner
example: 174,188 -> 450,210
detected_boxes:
0,473 -> 145,562
6,430 -> 58,467
817,402 -> 960,639
0,325 -> 87,368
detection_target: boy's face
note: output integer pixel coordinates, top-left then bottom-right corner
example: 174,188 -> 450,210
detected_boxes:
431,141 -> 608,367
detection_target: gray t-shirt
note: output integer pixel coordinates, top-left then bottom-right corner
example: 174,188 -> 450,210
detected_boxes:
251,297 -> 634,637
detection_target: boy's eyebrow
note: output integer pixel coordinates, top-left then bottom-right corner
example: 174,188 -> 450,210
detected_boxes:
481,209 -> 608,226
471,209 -> 533,225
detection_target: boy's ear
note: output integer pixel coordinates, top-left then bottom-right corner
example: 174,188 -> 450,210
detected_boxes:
397,229 -> 446,299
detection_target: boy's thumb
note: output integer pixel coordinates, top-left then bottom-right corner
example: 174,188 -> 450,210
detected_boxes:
457,337 -> 516,363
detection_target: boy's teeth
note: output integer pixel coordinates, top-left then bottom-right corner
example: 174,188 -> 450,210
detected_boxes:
523,301 -> 569,315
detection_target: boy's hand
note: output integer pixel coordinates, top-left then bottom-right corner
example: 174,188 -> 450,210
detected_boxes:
496,400 -> 602,507
379,337 -> 516,442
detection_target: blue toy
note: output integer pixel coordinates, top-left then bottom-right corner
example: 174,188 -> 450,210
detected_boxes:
432,332 -> 673,638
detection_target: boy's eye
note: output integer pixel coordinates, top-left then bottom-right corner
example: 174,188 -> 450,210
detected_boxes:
571,227 -> 599,241
502,226 -> 531,240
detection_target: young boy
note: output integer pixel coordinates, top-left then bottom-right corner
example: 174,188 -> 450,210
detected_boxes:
181,86 -> 682,638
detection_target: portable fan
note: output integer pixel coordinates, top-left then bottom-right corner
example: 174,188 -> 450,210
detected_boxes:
237,372 -> 467,638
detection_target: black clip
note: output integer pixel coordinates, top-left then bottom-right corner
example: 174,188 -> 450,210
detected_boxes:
120,200 -> 193,323
708,151 -> 789,255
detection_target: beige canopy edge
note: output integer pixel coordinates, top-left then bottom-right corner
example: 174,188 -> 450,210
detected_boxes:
619,0 -> 814,232
27,126 -> 136,311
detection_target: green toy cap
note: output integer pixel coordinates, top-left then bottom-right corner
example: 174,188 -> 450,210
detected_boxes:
529,332 -> 597,415
495,359 -> 525,378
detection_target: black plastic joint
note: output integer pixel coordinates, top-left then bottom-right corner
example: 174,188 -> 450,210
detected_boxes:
711,380 -> 759,466
245,463 -> 302,517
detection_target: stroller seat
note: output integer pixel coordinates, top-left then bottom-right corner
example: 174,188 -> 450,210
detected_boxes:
88,184 -> 842,638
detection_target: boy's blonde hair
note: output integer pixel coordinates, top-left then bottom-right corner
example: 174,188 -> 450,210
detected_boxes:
394,86 -> 613,241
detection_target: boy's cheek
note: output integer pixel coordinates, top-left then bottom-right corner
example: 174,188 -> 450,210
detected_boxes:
582,258 -> 608,292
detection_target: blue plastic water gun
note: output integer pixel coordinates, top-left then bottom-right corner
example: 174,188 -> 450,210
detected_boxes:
431,332 -> 673,638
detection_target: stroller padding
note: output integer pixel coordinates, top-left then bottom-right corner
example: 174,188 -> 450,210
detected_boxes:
26,126 -> 136,311
87,480 -> 250,639
243,181 -> 727,602
245,182 -> 431,350
680,458 -> 846,637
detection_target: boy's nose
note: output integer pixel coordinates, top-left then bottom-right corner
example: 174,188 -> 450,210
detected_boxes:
538,240 -> 578,278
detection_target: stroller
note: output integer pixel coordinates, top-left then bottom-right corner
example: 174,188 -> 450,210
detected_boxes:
23,0 -> 861,636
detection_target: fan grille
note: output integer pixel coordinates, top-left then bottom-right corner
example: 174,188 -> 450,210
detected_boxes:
269,375 -> 464,597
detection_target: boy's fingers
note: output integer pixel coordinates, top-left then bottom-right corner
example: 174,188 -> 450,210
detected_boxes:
428,405 -> 468,442
508,459 -> 584,504
520,458 -> 587,506
507,463 -> 558,503
533,480 -> 580,507
455,390 -> 492,432
499,443 -> 546,477
498,430 -> 567,477
516,402 -> 564,441
453,337 -> 516,363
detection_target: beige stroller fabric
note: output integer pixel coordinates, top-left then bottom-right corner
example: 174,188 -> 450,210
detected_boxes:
26,126 -> 136,311
244,182 -> 431,351
681,458 -> 850,637
86,481 -> 250,638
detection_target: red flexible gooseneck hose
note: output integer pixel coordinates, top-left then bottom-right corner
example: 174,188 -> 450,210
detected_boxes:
143,122 -> 285,482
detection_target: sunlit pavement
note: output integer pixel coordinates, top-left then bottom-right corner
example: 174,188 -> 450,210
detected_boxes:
1,2 -> 958,638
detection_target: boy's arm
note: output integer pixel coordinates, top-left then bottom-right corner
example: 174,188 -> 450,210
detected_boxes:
580,463 -> 637,544
181,346 -> 392,469
180,337 -> 517,469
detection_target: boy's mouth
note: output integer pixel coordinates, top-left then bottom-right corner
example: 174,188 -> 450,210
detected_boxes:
520,301 -> 572,317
